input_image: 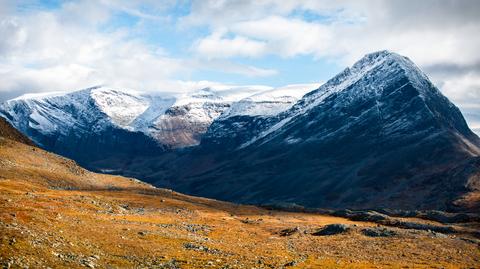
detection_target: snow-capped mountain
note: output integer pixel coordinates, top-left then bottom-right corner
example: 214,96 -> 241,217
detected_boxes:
147,86 -> 274,147
0,87 -> 164,168
2,86 -> 170,136
236,50 -> 479,149
2,50 -> 479,211
0,84 -> 313,168
147,51 -> 480,211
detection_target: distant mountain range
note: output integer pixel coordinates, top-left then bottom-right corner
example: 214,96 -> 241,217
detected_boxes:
0,84 -> 315,168
1,51 -> 479,211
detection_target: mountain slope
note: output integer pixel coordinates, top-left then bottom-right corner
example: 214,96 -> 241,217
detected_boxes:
149,51 -> 480,211
0,115 -> 152,190
147,86 -> 273,147
0,117 -> 34,146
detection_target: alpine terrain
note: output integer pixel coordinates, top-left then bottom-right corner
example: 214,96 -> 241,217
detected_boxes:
0,84 -> 314,171
123,51 -> 480,211
1,51 -> 479,212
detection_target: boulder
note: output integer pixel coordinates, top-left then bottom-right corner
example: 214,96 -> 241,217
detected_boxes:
311,224 -> 350,236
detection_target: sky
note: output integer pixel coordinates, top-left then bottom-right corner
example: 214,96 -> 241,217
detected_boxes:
0,0 -> 479,134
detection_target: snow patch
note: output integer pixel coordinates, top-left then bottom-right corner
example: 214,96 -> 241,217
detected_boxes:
221,84 -> 319,118
285,136 -> 302,144
91,88 -> 151,127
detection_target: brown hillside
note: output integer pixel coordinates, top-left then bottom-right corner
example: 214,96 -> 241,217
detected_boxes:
0,117 -> 34,146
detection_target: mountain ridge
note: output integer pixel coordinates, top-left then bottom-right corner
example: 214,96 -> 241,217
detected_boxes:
0,84 -> 315,169
236,51 -> 479,150
1,50 -> 479,211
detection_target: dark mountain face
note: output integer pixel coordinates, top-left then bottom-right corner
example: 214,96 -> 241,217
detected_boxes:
140,51 -> 480,211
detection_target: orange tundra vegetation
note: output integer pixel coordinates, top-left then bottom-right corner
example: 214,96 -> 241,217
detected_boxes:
0,118 -> 479,268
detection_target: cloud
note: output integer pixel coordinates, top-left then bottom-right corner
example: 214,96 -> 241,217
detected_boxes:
194,31 -> 267,59
232,16 -> 334,58
188,1 -> 480,65
424,62 -> 480,77
422,61 -> 480,133
190,59 -> 278,77
192,16 -> 334,59
0,6 -> 183,95
179,0 -> 300,28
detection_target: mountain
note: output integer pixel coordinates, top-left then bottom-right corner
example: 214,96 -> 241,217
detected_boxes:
0,85 -> 314,171
0,87 -> 164,170
1,50 -> 479,212
144,51 -> 480,211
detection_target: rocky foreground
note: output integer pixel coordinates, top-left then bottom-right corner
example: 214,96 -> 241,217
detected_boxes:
0,122 -> 479,268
